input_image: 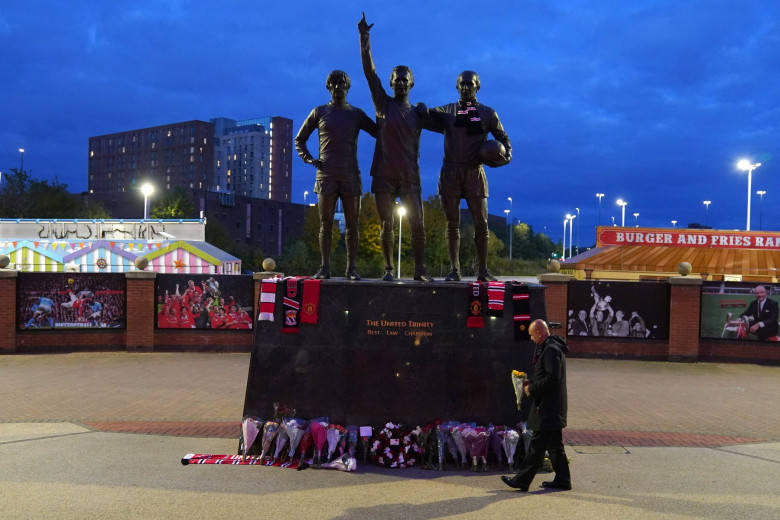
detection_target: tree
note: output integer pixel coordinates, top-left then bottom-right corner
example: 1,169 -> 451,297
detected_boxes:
204,213 -> 235,253
150,186 -> 195,219
0,169 -> 108,219
423,195 -> 449,276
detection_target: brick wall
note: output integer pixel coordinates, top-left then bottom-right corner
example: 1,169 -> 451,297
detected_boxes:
2,270 -> 779,363
668,277 -> 703,362
2,270 -> 254,353
0,271 -> 17,352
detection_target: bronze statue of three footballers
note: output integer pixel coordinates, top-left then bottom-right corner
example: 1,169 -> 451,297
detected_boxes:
295,13 -> 511,282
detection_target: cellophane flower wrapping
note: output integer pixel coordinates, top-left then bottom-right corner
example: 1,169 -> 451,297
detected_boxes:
435,423 -> 451,470
285,418 -> 306,460
259,421 -> 279,461
489,425 -> 504,465
241,417 -> 260,460
324,454 -> 357,472
326,424 -> 345,460
463,426 -> 490,468
449,424 -> 469,465
272,424 -> 289,464
414,424 -> 436,469
298,428 -> 313,463
501,428 -> 520,465
346,425 -> 358,456
310,418 -> 328,466
511,370 -> 527,411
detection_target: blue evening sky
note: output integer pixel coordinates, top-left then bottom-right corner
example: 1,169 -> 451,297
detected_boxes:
1,1 -> 778,247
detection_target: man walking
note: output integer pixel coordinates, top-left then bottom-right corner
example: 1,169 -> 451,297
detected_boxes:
502,319 -> 572,491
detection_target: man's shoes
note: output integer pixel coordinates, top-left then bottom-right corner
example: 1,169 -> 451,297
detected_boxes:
444,269 -> 461,282
381,270 -> 394,282
345,267 -> 361,281
477,270 -> 498,282
541,480 -> 571,490
413,269 -> 433,282
500,476 -> 528,491
313,266 -> 331,279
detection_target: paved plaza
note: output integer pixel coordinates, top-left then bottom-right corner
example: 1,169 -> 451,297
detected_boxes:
1,353 -> 778,519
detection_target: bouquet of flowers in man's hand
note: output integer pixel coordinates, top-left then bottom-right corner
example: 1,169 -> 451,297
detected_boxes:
310,418 -> 328,468
259,420 -> 279,463
511,370 -> 527,411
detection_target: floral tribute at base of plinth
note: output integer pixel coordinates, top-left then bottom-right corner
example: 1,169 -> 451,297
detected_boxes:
369,422 -> 420,469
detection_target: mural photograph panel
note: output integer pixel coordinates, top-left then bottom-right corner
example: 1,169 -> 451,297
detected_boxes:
700,281 -> 780,342
567,280 -> 670,339
155,274 -> 253,330
17,273 -> 126,330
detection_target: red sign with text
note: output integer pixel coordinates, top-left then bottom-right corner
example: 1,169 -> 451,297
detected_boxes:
596,227 -> 780,250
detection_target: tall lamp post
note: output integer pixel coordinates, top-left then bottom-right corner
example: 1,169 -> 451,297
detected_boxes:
568,214 -> 576,259
504,209 -> 511,260
19,148 -> 25,172
633,212 -> 640,227
303,190 -> 309,205
507,197 -> 513,261
562,218 -> 568,260
596,193 -> 604,227
141,183 -> 154,220
616,199 -> 627,227
671,220 -> 677,228
575,207 -> 580,255
397,206 -> 406,279
757,190 -> 766,231
737,159 -> 761,231
703,200 -> 711,228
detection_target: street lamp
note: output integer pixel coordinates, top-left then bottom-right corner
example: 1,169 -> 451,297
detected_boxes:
303,190 -> 308,204
568,214 -> 576,259
703,200 -> 711,228
596,193 -> 604,227
19,148 -> 24,172
616,199 -> 628,227
737,159 -> 761,231
504,209 -> 511,260
562,218 -> 568,260
671,220 -> 677,228
397,206 -> 406,279
141,183 -> 154,220
507,197 -> 513,261
633,212 -> 639,227
575,207 -> 580,255
757,190 -> 766,231
611,216 -> 615,226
